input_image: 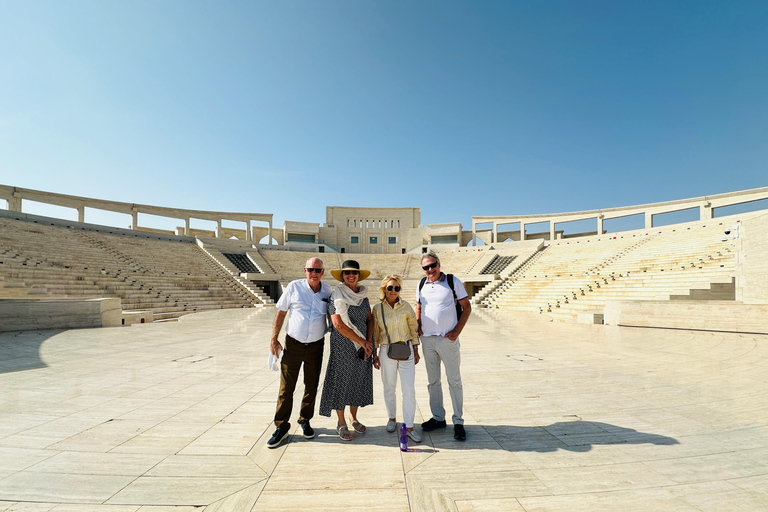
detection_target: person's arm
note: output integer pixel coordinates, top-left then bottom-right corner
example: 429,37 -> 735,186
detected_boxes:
270,309 -> 288,355
405,306 -> 421,364
446,298 -> 471,341
415,301 -> 423,337
331,314 -> 369,349
365,310 -> 374,358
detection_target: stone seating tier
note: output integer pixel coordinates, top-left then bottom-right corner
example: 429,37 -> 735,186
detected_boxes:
0,219 -> 257,320
481,219 -> 738,319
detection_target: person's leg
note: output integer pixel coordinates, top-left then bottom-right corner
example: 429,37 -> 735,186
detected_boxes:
379,347 -> 398,421
335,408 -> 352,441
420,335 -> 445,422
298,339 -> 324,422
434,335 -> 463,425
274,336 -> 302,429
399,345 -> 417,429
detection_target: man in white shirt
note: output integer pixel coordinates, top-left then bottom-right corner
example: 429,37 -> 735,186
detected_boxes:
267,257 -> 332,448
415,251 -> 472,441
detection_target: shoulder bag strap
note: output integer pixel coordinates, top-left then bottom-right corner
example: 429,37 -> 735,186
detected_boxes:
379,303 -> 393,345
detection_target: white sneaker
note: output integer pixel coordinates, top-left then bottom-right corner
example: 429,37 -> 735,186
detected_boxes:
386,419 -> 397,433
407,429 -> 422,443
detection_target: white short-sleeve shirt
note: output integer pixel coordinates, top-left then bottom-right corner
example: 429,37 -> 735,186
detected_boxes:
416,273 -> 468,337
276,279 -> 332,343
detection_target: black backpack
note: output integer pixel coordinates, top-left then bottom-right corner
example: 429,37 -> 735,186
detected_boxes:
418,274 -> 463,320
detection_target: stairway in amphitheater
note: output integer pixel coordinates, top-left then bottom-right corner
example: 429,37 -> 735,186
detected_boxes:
478,219 -> 738,322
0,219 -> 259,320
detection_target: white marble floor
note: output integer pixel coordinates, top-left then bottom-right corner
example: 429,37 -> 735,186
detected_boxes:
0,307 -> 767,511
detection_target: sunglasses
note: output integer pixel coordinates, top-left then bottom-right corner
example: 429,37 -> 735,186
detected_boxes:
343,270 -> 359,275
305,268 -> 324,273
422,262 -> 438,271
386,285 -> 401,292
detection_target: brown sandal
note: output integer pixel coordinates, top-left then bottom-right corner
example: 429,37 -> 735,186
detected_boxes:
337,424 -> 353,441
350,420 -> 367,434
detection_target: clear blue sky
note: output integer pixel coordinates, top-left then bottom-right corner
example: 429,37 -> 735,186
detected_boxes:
1,0 -> 766,233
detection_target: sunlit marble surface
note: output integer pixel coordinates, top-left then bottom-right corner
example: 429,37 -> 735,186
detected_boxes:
0,307 -> 767,511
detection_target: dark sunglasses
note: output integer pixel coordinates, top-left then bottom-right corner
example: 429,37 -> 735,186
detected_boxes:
386,285 -> 401,292
305,268 -> 324,273
343,270 -> 359,275
422,262 -> 438,271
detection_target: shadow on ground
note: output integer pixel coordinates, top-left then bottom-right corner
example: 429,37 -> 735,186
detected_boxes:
0,330 -> 59,374
286,420 -> 678,453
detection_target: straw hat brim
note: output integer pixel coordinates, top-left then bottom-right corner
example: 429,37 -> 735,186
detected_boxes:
331,269 -> 371,281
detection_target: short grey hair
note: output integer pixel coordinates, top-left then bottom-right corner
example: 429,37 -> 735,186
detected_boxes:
421,251 -> 440,266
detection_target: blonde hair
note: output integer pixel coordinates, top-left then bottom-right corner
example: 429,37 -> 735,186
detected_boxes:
378,274 -> 403,302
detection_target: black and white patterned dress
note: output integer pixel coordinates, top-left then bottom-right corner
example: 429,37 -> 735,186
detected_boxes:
319,296 -> 373,416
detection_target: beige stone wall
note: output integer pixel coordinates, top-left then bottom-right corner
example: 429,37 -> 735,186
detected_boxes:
604,300 -> 768,334
737,211 -> 768,304
0,298 -> 122,332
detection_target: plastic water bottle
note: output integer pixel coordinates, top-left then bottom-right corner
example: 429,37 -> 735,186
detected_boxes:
399,422 -> 408,452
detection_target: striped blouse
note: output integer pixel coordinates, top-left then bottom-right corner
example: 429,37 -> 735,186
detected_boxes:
371,298 -> 420,348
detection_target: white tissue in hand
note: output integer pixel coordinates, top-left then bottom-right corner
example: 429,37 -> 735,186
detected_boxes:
268,349 -> 282,371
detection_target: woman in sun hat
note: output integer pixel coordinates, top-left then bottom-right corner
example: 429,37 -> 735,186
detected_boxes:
319,260 -> 375,441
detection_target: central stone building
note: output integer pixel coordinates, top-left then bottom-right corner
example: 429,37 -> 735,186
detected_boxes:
319,206 -> 421,254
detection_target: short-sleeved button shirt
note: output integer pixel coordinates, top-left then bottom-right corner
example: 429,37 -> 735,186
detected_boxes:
276,279 -> 332,343
416,273 -> 468,337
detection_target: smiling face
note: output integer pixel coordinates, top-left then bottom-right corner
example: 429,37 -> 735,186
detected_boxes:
304,258 -> 324,288
384,279 -> 400,303
421,256 -> 440,282
342,269 -> 359,290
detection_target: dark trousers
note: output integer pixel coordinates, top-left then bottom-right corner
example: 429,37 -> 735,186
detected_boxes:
274,334 -> 325,429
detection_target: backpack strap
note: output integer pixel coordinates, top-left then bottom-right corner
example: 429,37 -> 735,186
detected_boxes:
447,274 -> 463,320
417,276 -> 427,303
447,274 -> 457,300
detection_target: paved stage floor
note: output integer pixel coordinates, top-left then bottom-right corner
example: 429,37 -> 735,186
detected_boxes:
0,306 -> 767,511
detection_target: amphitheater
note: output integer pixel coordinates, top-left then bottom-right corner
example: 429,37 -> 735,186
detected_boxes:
1,184 -> 767,511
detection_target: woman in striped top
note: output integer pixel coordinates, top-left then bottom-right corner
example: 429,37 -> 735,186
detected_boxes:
372,274 -> 422,443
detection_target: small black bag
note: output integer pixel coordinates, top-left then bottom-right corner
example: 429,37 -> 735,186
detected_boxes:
387,341 -> 411,361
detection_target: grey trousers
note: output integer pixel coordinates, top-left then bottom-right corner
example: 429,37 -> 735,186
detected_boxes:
420,334 -> 464,425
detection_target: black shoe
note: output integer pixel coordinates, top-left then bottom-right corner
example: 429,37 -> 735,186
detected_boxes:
454,424 -> 466,441
298,419 -> 315,439
421,418 -> 447,431
267,425 -> 290,448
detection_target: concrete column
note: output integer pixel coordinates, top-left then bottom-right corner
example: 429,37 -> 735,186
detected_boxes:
472,222 -> 477,247
185,218 -> 191,236
77,207 -> 85,223
492,222 -> 497,244
549,221 -> 555,241
700,202 -> 713,220
520,223 -> 526,241
268,222 -> 273,245
215,219 -> 222,238
644,212 -> 653,229
245,220 -> 252,242
597,214 -> 604,235
9,192 -> 22,212
131,211 -> 138,230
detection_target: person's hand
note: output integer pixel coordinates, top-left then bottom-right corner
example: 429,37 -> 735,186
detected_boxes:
414,350 -> 420,365
270,337 -> 283,356
446,329 -> 459,341
373,356 -> 381,370
418,326 -> 423,337
363,340 -> 373,359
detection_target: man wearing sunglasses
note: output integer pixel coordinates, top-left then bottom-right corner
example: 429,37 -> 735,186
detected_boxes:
267,257 -> 332,448
415,251 -> 472,441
